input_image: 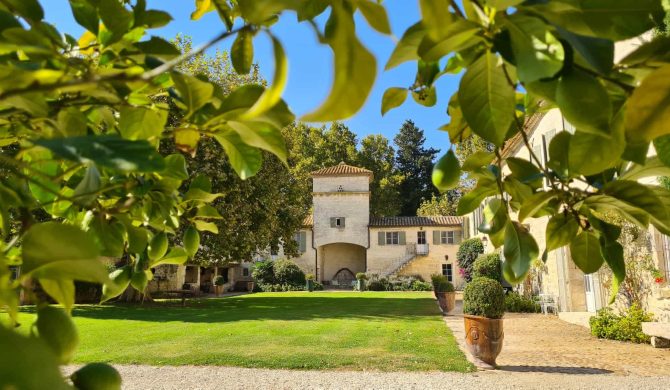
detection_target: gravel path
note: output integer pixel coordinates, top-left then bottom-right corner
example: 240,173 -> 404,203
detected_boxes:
64,365 -> 669,389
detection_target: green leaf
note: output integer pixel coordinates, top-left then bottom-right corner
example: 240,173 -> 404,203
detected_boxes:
195,204 -> 223,219
568,127 -> 625,176
135,36 -> 181,60
240,35 -> 287,119
381,87 -> 408,116
89,217 -> 126,258
602,180 -> 670,234
184,225 -> 200,257
162,154 -> 189,180
518,191 -> 557,222
190,174 -> 212,192
546,131 -> 571,178
432,150 -> 461,192
73,164 -> 101,205
478,198 -> 508,235
620,156 -> 670,181
555,27 -> 613,75
625,65 -> 670,143
57,107 -> 88,137
101,266 -> 131,303
458,52 -> 516,146
39,279 -> 75,311
22,222 -> 108,283
356,0 -> 391,34
411,86 -> 437,107
98,0 -> 133,44
148,232 -> 168,261
526,0 -> 663,41
69,0 -> 98,34
456,177 -> 498,215
171,72 -> 214,116
556,69 -> 611,135
213,130 -> 263,179
506,14 -> 565,83
546,213 -> 579,252
570,231 -> 605,274
417,19 -> 482,62
151,247 -> 188,267
130,269 -> 150,291
601,238 -> 625,304
184,188 -> 224,203
503,177 -> 534,210
462,151 -> 494,172
193,220 -> 219,233
302,4 -> 376,121
506,157 -> 543,189
385,22 -> 425,70
654,135 -> 670,168
502,221 -> 538,284
226,120 -> 287,163
119,106 -> 167,141
419,0 -> 451,41
231,29 -> 254,75
217,85 -> 294,129
126,226 -> 149,254
35,136 -> 165,172
4,0 -> 43,21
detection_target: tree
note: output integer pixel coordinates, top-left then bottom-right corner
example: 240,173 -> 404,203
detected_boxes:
358,134 -> 403,216
394,120 -> 439,216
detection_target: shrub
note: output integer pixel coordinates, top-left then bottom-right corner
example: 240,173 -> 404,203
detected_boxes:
472,253 -> 502,281
590,305 -> 653,343
410,280 -> 433,291
273,259 -> 306,287
436,279 -> 455,292
504,292 -> 540,313
457,238 -> 484,282
356,272 -> 368,281
463,277 -> 505,319
430,274 -> 443,289
251,261 -> 275,285
213,275 -> 225,286
367,277 -> 389,291
305,273 -> 315,281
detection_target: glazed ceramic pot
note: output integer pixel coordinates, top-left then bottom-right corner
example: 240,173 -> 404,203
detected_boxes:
463,314 -> 504,366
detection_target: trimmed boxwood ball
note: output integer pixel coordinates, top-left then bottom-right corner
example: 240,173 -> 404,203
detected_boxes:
463,277 -> 505,319
472,253 -> 502,281
456,238 -> 484,282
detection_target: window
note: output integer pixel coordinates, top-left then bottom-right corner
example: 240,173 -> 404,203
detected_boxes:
295,231 -> 307,253
330,217 -> 345,228
442,264 -> 453,282
270,247 -> 278,256
242,268 -> 249,277
417,231 -> 426,245
386,231 -> 399,245
440,231 -> 455,244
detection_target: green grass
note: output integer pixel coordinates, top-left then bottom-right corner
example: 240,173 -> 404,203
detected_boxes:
10,292 -> 473,372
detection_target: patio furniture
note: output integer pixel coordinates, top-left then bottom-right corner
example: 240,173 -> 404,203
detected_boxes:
538,294 -> 558,315
162,289 -> 195,306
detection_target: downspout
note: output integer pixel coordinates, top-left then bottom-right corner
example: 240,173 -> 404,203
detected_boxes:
311,225 -> 317,280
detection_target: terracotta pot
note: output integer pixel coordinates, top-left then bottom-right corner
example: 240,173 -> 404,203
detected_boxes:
463,314 -> 504,367
433,288 -> 437,299
247,281 -> 255,292
306,279 -> 314,292
435,291 -> 455,313
214,285 -> 223,297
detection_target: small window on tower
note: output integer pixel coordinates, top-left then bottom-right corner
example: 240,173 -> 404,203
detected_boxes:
335,217 -> 343,227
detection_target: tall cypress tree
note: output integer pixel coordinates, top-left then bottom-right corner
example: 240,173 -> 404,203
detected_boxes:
394,120 -> 439,216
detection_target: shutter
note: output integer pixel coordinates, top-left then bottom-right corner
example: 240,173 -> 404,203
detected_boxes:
341,217 -> 345,228
378,231 -> 385,246
399,231 -> 406,245
330,217 -> 336,228
299,232 -> 307,252
463,218 -> 470,239
454,230 -> 462,244
433,230 -> 440,245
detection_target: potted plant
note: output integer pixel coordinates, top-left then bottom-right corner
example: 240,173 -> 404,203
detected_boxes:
435,277 -> 456,313
355,273 -> 368,291
213,275 -> 225,297
247,280 -> 255,292
462,277 -> 505,367
305,273 -> 315,292
430,274 -> 442,298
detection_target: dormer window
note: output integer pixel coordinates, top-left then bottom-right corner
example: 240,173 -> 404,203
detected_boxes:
330,217 -> 345,228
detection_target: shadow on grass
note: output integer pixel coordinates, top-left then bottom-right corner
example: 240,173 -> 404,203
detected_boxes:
22,295 -> 442,323
498,365 -> 613,375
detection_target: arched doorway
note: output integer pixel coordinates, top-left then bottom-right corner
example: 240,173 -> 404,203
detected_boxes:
318,243 -> 366,284
333,268 -> 356,288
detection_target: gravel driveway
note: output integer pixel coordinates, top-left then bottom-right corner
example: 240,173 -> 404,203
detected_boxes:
64,364 -> 669,389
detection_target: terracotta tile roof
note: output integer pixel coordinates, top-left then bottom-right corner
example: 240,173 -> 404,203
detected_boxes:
310,162 -> 373,179
302,214 -> 313,227
369,216 -> 462,227
499,111 -> 546,159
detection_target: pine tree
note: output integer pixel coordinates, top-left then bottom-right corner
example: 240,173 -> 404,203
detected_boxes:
393,120 -> 439,216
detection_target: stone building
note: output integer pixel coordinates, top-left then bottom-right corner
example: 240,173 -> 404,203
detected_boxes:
290,162 -> 466,288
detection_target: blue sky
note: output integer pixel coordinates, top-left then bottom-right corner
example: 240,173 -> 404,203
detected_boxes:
43,1 -> 460,153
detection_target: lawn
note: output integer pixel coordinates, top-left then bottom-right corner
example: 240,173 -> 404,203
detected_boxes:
9,291 -> 473,372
